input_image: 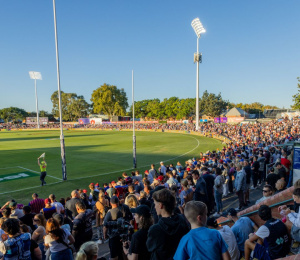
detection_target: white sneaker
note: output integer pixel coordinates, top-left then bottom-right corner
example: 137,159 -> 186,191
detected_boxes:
97,239 -> 103,244
212,212 -> 220,217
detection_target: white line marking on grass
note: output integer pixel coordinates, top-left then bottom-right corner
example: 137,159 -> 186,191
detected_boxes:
17,166 -> 61,180
0,166 -> 20,170
0,181 -> 63,195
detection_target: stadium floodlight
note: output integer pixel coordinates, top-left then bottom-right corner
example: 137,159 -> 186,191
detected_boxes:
53,0 -> 67,181
191,18 -> 206,38
191,17 -> 205,131
29,71 -> 42,129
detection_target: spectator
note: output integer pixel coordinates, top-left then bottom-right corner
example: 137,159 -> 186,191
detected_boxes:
275,162 -> 287,181
159,161 -> 167,176
72,200 -> 93,251
251,156 -> 260,189
256,184 -> 274,204
235,164 -> 246,210
144,170 -> 154,184
275,179 -> 286,193
53,213 -> 71,233
123,205 -> 153,260
88,183 -> 99,206
149,164 -> 157,178
49,194 -> 65,214
179,179 -> 193,208
106,183 -> 117,198
41,199 -> 56,220
125,185 -> 140,208
265,167 -> 280,191
9,201 -> 24,219
19,205 -> 36,231
103,196 -> 133,260
227,208 -> 258,257
44,218 -> 75,260
207,217 -> 240,260
257,153 -> 266,183
213,167 -> 224,217
0,218 -> 31,259
243,160 -> 251,205
201,167 -> 215,214
166,171 -> 178,188
244,205 -> 290,260
95,191 -> 109,244
146,189 -> 189,260
20,224 -> 42,260
32,214 -> 46,260
192,170 -> 208,205
283,188 -> 300,252
174,201 -> 230,260
76,241 -> 98,260
65,190 -> 81,219
29,193 -> 45,214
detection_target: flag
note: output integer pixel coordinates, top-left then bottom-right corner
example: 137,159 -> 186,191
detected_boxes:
38,153 -> 45,159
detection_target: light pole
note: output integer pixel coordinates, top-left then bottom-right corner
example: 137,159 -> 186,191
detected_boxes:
29,71 -> 42,129
132,70 -> 137,169
53,0 -> 67,181
191,18 -> 206,131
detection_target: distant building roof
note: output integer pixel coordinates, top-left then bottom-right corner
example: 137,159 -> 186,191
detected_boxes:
225,107 -> 248,117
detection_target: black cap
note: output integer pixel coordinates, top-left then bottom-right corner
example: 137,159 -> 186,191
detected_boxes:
110,196 -> 119,204
130,205 -> 151,217
207,217 -> 218,228
227,208 -> 237,216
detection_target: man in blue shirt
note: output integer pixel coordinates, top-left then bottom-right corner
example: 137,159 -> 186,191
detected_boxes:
174,201 -> 230,260
227,208 -> 258,257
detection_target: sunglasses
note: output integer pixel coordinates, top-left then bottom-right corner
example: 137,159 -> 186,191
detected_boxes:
33,219 -> 40,221
263,190 -> 270,193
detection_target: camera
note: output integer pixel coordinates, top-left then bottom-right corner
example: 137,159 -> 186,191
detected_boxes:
106,218 -> 133,240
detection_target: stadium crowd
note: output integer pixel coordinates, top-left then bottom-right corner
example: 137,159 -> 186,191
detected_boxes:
0,117 -> 300,260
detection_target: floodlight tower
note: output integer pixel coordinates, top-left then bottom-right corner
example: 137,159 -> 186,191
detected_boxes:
132,70 -> 137,169
191,18 -> 206,131
29,71 -> 42,129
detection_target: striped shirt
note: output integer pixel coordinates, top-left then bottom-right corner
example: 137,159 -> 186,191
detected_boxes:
0,233 -> 31,260
29,198 -> 45,214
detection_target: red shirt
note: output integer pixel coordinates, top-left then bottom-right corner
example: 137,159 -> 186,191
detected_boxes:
29,198 -> 45,214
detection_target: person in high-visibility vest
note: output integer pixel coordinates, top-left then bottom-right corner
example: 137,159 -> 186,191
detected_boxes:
38,157 -> 47,186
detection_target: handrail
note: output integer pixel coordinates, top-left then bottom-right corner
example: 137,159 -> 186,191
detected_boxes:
218,198 -> 294,226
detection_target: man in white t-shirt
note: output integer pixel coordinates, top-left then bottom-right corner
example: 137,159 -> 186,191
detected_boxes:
49,194 -> 65,214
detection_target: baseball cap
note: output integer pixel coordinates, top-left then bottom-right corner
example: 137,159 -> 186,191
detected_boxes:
44,198 -> 51,205
130,205 -> 151,217
110,196 -> 119,204
82,189 -> 87,193
111,181 -> 116,184
144,170 -> 149,174
89,183 -> 94,186
157,176 -> 164,182
227,208 -> 237,216
9,201 -> 17,208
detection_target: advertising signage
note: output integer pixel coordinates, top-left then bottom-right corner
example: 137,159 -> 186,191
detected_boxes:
26,117 -> 48,125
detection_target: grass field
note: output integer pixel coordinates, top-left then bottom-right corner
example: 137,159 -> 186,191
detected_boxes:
0,129 -> 223,205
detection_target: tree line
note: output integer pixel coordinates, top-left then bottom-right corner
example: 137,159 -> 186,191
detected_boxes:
1,82 -> 284,123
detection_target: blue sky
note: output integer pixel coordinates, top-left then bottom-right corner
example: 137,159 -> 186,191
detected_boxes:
0,0 -> 300,113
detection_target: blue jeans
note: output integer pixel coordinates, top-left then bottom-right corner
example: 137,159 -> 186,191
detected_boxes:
214,190 -> 223,213
38,242 -> 46,260
50,248 -> 73,260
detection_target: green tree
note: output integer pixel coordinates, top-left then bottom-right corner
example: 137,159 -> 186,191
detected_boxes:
0,107 -> 28,122
199,91 -> 228,117
91,83 -> 128,120
292,77 -> 300,109
51,91 -> 90,121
